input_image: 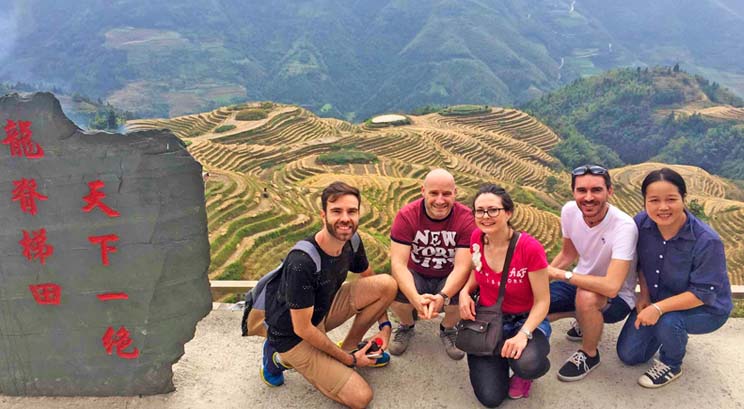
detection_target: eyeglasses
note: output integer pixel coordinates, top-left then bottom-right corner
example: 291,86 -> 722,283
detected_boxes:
474,208 -> 505,218
571,165 -> 608,177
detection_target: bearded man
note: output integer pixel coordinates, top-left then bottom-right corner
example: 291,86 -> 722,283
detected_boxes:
261,181 -> 398,409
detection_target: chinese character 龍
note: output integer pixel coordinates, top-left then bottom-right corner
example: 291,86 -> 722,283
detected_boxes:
2,120 -> 44,158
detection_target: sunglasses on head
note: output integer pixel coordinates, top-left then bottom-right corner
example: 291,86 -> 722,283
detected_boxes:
571,165 -> 608,177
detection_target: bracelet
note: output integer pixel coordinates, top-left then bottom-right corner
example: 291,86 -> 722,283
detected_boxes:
651,303 -> 664,316
347,352 -> 357,368
378,321 -> 392,330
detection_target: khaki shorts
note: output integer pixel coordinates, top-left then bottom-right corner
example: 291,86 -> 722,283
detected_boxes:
278,281 -> 360,398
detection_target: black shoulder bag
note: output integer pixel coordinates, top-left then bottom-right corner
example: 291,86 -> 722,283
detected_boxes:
455,231 -> 520,356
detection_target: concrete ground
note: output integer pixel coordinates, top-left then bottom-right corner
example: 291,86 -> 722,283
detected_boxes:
2,309 -> 743,409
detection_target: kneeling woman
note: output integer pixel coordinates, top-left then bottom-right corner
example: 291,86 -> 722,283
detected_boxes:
460,184 -> 551,407
616,168 -> 732,388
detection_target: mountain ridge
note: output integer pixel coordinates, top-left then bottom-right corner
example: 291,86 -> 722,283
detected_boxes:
3,0 -> 743,120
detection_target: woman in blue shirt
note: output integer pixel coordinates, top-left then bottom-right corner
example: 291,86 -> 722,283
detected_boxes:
616,168 -> 732,388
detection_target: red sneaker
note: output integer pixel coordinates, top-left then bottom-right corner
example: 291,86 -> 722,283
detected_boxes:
508,375 -> 532,399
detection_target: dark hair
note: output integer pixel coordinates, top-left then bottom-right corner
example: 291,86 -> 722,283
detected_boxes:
472,184 -> 515,226
571,164 -> 612,191
641,168 -> 687,199
321,181 -> 361,211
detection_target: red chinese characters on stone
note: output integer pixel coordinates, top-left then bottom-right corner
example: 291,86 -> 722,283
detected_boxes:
96,292 -> 129,301
88,234 -> 119,266
28,283 -> 62,305
19,228 -> 54,264
12,178 -> 48,215
2,119 -> 44,158
81,180 -> 120,217
102,326 -> 140,359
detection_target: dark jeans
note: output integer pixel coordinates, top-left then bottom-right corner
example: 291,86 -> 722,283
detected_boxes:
616,307 -> 728,371
467,318 -> 551,408
394,270 -> 459,304
549,280 -> 631,323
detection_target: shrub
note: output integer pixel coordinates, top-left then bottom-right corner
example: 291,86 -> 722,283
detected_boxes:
218,262 -> 245,280
317,150 -> 378,165
236,109 -> 268,121
215,124 -> 236,133
439,104 -> 490,116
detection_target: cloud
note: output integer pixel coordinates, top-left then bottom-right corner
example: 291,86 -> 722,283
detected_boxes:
0,5 -> 19,65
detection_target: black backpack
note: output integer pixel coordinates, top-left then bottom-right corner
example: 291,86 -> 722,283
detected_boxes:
241,233 -> 361,336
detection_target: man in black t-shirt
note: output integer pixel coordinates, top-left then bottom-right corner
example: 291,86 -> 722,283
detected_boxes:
261,181 -> 398,409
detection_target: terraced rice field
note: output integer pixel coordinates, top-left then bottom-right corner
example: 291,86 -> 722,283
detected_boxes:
128,105 -> 744,285
673,105 -> 744,122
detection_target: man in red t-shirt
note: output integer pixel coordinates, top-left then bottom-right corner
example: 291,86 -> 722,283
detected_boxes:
388,169 -> 476,359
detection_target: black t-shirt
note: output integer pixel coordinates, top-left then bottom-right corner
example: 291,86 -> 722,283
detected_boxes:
266,235 -> 368,352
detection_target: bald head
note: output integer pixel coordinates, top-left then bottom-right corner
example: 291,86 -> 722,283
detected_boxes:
423,168 -> 456,190
421,169 -> 457,219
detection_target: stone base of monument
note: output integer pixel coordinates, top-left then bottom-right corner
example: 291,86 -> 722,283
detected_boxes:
0,92 -> 212,396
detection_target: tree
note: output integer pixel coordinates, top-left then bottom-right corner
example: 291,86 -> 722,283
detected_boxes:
688,199 -> 708,222
545,176 -> 559,193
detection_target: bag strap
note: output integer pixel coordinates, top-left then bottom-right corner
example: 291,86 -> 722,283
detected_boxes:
492,230 -> 520,311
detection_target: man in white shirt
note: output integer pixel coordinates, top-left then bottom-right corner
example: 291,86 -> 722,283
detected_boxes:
548,164 -> 638,381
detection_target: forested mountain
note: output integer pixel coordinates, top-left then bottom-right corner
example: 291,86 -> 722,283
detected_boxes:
1,0 -> 743,120
523,67 -> 744,179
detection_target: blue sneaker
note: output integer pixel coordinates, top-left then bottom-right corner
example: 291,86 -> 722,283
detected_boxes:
261,339 -> 288,387
369,351 -> 391,368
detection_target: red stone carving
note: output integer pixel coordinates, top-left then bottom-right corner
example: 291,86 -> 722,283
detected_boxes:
19,228 -> 54,264
28,283 -> 61,305
12,178 -> 48,215
96,292 -> 129,301
82,180 -> 120,217
2,119 -> 43,158
102,326 -> 140,359
88,234 -> 119,266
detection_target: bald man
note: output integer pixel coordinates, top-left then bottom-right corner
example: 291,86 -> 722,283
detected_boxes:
388,169 -> 476,359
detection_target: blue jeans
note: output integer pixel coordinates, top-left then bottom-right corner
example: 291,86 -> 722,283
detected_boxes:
616,307 -> 728,371
549,280 -> 631,323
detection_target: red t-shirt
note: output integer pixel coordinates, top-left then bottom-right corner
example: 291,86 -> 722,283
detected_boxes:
470,229 -> 548,314
390,198 -> 476,278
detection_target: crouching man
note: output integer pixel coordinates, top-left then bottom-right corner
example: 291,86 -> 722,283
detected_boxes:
261,181 -> 398,409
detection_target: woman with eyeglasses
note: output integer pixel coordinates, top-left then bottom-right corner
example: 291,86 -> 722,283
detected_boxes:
460,184 -> 551,407
616,168 -> 732,388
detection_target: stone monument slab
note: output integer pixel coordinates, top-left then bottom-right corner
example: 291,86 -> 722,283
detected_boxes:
0,92 -> 212,396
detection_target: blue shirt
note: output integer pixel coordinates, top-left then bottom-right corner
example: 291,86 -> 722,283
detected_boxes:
635,210 -> 732,316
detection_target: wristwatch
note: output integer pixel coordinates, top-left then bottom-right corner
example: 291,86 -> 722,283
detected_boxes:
437,292 -> 450,306
564,271 -> 573,282
520,328 -> 533,340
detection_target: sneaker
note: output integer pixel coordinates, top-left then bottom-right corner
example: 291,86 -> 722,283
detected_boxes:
508,376 -> 532,399
638,359 -> 683,388
557,349 -> 600,382
336,340 -> 391,368
260,339 -> 286,387
439,326 -> 465,360
566,320 -> 583,342
388,324 -> 415,356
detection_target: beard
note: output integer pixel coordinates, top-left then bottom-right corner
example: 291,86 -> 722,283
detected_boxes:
325,218 -> 357,241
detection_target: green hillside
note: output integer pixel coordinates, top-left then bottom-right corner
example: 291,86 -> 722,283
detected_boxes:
523,67 -> 744,179
124,101 -> 744,288
2,0 -> 743,120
